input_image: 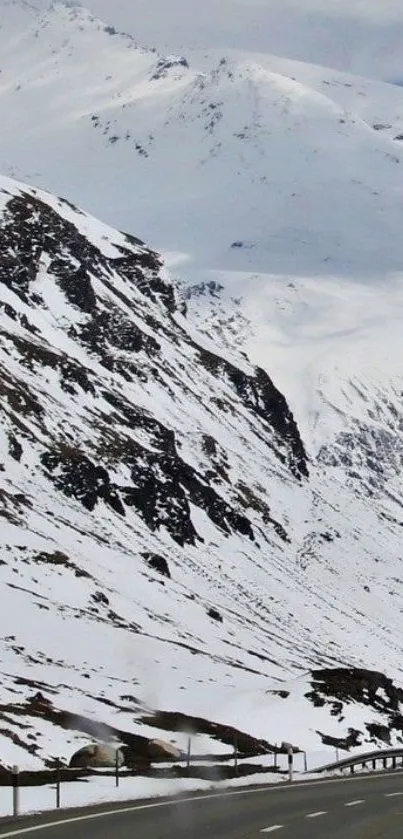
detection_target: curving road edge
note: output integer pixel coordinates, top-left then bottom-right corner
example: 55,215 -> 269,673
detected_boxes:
1,770 -> 403,839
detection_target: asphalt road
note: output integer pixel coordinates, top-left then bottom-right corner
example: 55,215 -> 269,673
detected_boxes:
1,772 -> 403,839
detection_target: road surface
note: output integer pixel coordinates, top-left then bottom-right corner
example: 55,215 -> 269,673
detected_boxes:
1,772 -> 403,838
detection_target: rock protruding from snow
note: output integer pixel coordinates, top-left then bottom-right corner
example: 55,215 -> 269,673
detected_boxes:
147,739 -> 181,759
69,744 -> 124,768
151,56 -> 189,80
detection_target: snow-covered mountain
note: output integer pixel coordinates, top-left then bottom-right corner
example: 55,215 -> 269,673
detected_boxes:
1,0 -> 403,771
0,171 -> 306,764
1,2 -> 403,471
2,173 -> 403,770
2,1 -> 403,268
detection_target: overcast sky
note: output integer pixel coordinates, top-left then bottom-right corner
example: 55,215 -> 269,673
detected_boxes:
86,0 -> 403,24
22,0 -> 403,79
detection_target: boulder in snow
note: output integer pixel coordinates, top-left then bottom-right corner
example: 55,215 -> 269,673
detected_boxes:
147,739 -> 182,760
69,743 -> 124,768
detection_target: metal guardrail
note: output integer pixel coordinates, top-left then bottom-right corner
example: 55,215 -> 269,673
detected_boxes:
313,747 -> 403,775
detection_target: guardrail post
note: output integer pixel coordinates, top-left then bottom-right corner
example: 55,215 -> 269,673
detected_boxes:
303,752 -> 307,772
115,750 -> 119,788
383,757 -> 386,770
372,759 -> 376,770
350,764 -> 354,775
234,734 -> 238,776
12,765 -> 19,817
288,748 -> 293,783
392,756 -> 396,770
56,758 -> 61,808
186,737 -> 191,773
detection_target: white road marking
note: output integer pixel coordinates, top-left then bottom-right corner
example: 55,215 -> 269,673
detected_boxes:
260,827 -> 283,833
306,811 -> 327,818
385,792 -> 403,797
345,799 -> 365,807
0,772 -> 403,839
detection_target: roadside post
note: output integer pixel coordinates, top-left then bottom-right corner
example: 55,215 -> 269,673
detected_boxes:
186,737 -> 192,773
234,734 -> 238,776
282,742 -> 294,783
303,751 -> 307,772
12,765 -> 19,817
56,758 -> 61,808
288,748 -> 293,782
115,749 -> 120,788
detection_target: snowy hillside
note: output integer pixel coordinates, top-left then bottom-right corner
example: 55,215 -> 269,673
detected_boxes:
2,1 -> 403,275
2,174 -> 403,771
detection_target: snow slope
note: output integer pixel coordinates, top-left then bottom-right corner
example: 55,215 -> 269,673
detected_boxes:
2,2 -> 403,273
2,173 -> 403,771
